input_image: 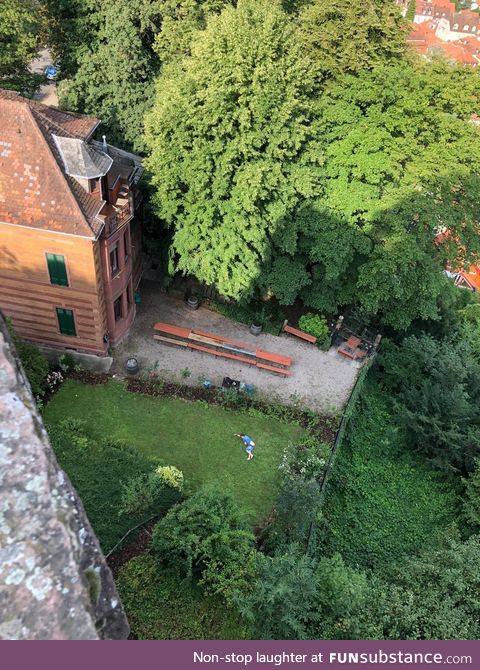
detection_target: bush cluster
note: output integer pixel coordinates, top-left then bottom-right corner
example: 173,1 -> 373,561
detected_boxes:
298,313 -> 331,351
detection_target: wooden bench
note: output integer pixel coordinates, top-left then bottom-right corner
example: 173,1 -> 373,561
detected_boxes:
153,321 -> 293,376
257,362 -> 292,376
338,336 -> 366,361
282,319 -> 317,344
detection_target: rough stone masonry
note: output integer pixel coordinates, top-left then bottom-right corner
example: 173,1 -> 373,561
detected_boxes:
0,313 -> 129,639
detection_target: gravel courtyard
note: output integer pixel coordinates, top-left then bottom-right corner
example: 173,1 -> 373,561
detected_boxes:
112,280 -> 361,414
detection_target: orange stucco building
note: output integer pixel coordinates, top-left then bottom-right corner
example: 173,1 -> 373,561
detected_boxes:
0,90 -> 143,355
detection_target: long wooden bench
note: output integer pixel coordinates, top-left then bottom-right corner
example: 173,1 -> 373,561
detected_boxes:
153,322 -> 292,376
282,319 -> 317,344
257,362 -> 292,376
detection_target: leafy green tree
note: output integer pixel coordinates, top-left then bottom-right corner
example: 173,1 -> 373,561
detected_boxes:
47,0 -> 231,151
380,335 -> 480,474
375,537 -> 480,639
145,0 -> 322,300
0,0 -> 41,92
263,477 -> 321,552
463,460 -> 480,534
40,0 -> 87,77
152,486 -> 255,604
236,546 -> 318,639
302,62 -> 480,329
57,0 -> 164,152
153,0 -> 231,63
313,554 -> 378,640
296,0 -> 406,83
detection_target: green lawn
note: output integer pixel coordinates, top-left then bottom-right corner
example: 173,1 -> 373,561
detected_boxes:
43,379 -> 306,525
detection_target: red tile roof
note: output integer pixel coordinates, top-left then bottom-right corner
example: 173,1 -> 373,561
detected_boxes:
0,90 -> 103,238
407,21 -> 480,64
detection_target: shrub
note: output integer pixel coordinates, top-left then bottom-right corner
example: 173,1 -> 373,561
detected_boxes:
7,321 -> 50,397
117,556 -> 250,639
58,353 -> 76,372
279,437 -> 330,481
119,470 -> 182,517
299,313 -> 329,339
263,476 -> 322,552
152,486 -> 256,604
298,313 -> 330,350
47,420 -> 177,552
155,465 -> 184,492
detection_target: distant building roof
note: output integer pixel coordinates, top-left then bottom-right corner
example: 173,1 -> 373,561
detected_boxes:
0,89 -> 104,238
407,20 -> 480,64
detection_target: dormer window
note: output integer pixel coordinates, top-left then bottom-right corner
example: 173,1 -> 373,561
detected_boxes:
453,23 -> 459,29
464,25 -> 470,31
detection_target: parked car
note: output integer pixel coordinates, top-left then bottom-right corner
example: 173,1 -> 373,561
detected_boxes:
44,64 -> 60,80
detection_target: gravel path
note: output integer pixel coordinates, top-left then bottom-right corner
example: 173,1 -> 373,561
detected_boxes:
112,281 -> 361,414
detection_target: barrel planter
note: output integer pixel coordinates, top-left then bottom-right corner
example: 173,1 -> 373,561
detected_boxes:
125,357 -> 139,375
187,295 -> 200,310
250,322 -> 262,336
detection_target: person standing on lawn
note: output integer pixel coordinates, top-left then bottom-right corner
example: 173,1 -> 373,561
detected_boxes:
234,433 -> 256,460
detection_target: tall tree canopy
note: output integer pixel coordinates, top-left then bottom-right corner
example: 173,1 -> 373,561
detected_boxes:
296,0 -> 406,83
0,0 -> 41,92
145,0 -> 323,299
43,0 -> 231,152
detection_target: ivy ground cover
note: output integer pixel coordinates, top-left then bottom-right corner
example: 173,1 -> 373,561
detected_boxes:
43,379 -> 307,525
320,383 -> 459,571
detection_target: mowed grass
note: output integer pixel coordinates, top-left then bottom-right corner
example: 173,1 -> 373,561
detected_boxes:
43,379 -> 307,524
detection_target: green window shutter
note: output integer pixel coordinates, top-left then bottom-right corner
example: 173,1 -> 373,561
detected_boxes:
46,253 -> 69,286
56,308 -> 76,336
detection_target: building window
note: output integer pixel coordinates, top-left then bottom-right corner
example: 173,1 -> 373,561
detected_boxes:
127,284 -> 133,307
110,245 -> 119,276
56,308 -> 76,336
124,229 -> 129,261
114,296 -> 123,321
46,253 -> 69,286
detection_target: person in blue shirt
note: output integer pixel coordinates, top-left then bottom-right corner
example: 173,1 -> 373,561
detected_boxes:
234,433 -> 256,460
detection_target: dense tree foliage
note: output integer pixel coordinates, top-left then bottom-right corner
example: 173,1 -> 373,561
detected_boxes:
43,0 -> 231,151
146,0 -> 480,329
296,62 -> 480,328
0,0 -> 41,92
145,0 -> 322,299
463,461 -> 480,534
236,546 -> 318,640
296,0 -> 406,83
380,335 -> 480,474
375,537 -> 480,639
153,0 -> 231,64
152,487 -> 255,603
